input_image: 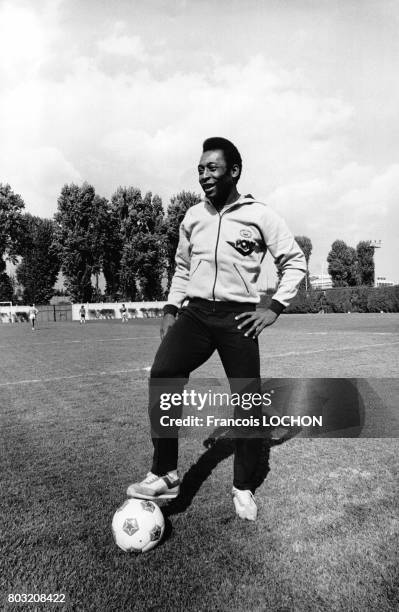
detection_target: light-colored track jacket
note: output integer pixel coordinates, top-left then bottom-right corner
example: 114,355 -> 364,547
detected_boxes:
166,194 -> 306,313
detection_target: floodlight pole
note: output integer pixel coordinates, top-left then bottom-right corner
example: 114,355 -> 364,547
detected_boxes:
366,240 -> 382,286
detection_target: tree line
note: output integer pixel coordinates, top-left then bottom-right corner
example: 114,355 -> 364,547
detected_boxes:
0,181 -> 377,305
0,182 -> 200,304
287,238 -> 377,289
327,239 -> 376,287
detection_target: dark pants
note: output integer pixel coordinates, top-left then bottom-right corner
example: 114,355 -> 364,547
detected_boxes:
149,299 -> 263,491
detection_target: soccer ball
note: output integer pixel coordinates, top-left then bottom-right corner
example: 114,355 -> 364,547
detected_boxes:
112,498 -> 165,553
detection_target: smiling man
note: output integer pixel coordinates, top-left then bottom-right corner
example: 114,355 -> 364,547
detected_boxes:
127,137 -> 306,521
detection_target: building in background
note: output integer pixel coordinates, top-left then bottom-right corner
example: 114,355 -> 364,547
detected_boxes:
375,276 -> 396,287
309,273 -> 333,290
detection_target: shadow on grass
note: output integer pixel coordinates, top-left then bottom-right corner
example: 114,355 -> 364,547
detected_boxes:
163,435 -> 275,519
261,377 -> 366,439
160,434 -> 271,542
163,377 -> 368,523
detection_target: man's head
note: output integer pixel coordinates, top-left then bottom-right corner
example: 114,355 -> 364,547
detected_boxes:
198,137 -> 242,205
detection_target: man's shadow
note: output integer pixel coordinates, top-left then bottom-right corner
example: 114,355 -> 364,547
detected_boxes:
162,377 -> 365,522
163,435 -> 272,519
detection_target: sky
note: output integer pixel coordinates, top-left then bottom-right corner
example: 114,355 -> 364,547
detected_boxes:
1,0 -> 398,284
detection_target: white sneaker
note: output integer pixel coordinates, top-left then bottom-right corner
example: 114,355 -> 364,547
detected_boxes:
126,471 -> 180,500
232,486 -> 257,521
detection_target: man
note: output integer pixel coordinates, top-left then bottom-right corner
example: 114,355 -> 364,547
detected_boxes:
127,137 -> 306,520
79,304 -> 86,325
120,303 -> 128,323
29,304 -> 38,331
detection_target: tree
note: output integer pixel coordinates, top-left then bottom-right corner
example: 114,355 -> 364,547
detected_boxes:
0,183 -> 25,300
294,235 -> 313,291
117,188 -> 166,301
327,240 -> 359,287
112,187 -> 142,301
164,191 -> 201,285
136,193 -> 165,300
102,193 -> 125,300
0,183 -> 25,261
53,183 -> 110,302
356,241 -> 375,286
16,215 -> 60,304
0,272 -> 13,301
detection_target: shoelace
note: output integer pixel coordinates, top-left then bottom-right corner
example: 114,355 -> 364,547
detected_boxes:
233,489 -> 255,503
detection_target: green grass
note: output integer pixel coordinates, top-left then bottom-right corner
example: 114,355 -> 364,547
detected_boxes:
0,315 -> 398,611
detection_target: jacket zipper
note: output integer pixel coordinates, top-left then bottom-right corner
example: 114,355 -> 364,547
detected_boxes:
208,200 -> 249,310
211,212 -> 222,309
233,264 -> 250,294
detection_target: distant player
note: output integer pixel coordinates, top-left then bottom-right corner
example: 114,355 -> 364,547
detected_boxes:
120,304 -> 128,323
79,304 -> 86,324
28,304 -> 38,331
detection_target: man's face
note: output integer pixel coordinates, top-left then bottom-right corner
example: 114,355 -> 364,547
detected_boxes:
198,149 -> 237,203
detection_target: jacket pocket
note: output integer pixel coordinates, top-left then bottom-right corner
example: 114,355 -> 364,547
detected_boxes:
190,259 -> 203,279
233,263 -> 250,294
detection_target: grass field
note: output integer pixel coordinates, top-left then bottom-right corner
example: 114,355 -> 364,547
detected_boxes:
1,314 -> 398,611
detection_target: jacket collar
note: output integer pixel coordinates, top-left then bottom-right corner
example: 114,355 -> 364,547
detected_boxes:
203,193 -> 256,213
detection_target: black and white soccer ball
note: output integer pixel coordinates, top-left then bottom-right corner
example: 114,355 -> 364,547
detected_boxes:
112,498 -> 165,553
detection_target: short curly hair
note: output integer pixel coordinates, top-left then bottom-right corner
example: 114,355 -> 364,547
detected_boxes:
202,137 -> 242,181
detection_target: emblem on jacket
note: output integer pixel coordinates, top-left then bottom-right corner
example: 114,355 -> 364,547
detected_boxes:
227,238 -> 256,256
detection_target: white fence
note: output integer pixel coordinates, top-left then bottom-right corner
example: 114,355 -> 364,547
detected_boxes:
72,301 -> 167,321
0,304 -> 73,323
0,302 -> 167,323
0,305 -> 29,323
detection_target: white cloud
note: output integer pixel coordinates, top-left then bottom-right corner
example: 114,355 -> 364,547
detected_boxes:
0,2 -> 397,280
0,2 -> 44,82
0,146 -> 81,217
0,0 -> 62,85
268,163 -> 399,278
98,33 -> 148,61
